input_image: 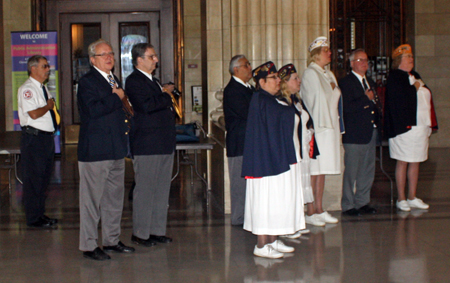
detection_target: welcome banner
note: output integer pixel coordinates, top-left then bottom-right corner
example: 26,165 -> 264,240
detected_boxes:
11,31 -> 60,153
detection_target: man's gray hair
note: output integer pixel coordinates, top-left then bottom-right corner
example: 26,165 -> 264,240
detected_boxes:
88,39 -> 113,58
349,48 -> 366,62
27,55 -> 47,75
229,54 -> 246,75
131,43 -> 155,67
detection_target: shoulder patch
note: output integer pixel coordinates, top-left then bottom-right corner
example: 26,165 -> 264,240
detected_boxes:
23,89 -> 33,100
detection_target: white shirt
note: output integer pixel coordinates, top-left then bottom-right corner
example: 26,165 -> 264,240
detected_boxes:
18,77 -> 55,132
94,66 -> 117,87
137,68 -> 163,90
232,76 -> 252,88
351,70 -> 368,90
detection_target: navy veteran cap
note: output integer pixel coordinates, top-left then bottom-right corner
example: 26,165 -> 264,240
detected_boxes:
278,64 -> 297,81
252,61 -> 277,81
392,44 -> 412,59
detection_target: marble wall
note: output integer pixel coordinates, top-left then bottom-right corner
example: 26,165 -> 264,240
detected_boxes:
183,0 -> 203,124
2,0 -> 32,131
205,0 -> 343,211
415,0 -> 450,147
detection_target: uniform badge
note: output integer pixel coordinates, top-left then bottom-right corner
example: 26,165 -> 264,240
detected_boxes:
23,89 -> 33,100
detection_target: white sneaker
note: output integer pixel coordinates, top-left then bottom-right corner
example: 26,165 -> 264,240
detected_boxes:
269,240 -> 294,253
305,214 -> 326,227
280,228 -> 310,239
280,231 -> 302,239
298,229 -> 310,234
253,244 -> 284,259
407,198 -> 429,210
396,200 -> 411,211
316,211 -> 339,224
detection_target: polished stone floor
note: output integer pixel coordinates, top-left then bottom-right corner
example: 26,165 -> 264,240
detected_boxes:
1,146 -> 450,282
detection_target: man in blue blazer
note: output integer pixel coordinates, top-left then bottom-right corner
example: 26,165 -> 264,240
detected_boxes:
78,39 -> 135,260
223,55 -> 254,225
340,49 -> 381,216
126,43 -> 176,246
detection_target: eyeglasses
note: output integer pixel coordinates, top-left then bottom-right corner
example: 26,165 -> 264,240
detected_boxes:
94,52 -> 115,58
238,62 -> 251,68
353,58 -> 369,63
266,75 -> 279,80
142,54 -> 158,60
41,64 -> 50,69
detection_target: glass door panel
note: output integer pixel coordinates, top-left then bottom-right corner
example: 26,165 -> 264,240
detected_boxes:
119,23 -> 149,88
71,23 -> 101,123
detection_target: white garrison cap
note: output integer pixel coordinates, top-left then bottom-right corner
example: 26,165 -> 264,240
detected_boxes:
309,36 -> 328,52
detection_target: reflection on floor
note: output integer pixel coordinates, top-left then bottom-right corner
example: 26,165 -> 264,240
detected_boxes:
1,147 -> 450,282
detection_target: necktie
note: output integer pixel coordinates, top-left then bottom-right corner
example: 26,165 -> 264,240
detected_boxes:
108,75 -> 133,130
42,86 -> 58,130
107,74 -> 116,87
362,78 -> 369,91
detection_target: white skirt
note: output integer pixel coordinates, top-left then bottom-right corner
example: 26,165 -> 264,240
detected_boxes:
310,127 -> 342,175
389,126 -> 431,162
243,163 -> 305,235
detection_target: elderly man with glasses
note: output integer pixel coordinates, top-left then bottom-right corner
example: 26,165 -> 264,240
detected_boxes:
77,39 -> 135,260
223,54 -> 254,226
339,49 -> 382,217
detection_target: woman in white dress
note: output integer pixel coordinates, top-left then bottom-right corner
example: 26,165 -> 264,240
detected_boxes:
278,64 -> 320,238
300,37 -> 343,226
384,44 -> 438,212
242,62 -> 305,259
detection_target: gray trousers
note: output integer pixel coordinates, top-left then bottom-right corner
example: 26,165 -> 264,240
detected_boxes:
341,130 -> 377,211
228,156 -> 246,225
79,159 -> 125,251
132,153 -> 174,238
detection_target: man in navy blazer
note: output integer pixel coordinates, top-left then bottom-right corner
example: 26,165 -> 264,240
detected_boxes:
340,49 -> 381,216
126,43 -> 176,246
78,39 -> 135,260
223,54 -> 254,225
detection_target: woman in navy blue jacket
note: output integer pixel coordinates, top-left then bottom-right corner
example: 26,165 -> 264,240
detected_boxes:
385,44 -> 438,212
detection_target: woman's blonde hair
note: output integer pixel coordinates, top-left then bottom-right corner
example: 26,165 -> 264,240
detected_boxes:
308,47 -> 323,66
279,74 -> 301,105
391,54 -> 403,70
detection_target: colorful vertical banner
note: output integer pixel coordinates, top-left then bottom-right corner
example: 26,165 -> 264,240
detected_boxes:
11,31 -> 61,153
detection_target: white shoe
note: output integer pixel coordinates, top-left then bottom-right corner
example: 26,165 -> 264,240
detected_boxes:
407,198 -> 429,210
253,244 -> 284,259
280,228 -> 310,239
280,231 -> 302,239
298,229 -> 310,234
396,200 -> 411,211
305,214 -> 326,227
316,211 -> 339,224
269,240 -> 294,253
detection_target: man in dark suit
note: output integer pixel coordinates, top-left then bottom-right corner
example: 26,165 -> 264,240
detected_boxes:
126,43 -> 176,246
78,39 -> 135,260
340,49 -> 381,216
223,54 -> 253,225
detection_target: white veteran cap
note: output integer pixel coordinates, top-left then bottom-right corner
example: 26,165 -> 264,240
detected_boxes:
309,36 -> 328,52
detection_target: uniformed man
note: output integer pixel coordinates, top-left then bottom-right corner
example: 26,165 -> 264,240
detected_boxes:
18,55 -> 58,228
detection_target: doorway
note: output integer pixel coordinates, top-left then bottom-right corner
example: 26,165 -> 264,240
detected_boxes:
59,12 -> 160,127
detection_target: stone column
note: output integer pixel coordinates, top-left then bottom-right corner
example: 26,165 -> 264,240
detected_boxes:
207,0 -> 343,212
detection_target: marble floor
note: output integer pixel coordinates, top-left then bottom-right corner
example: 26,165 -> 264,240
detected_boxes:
1,146 -> 450,282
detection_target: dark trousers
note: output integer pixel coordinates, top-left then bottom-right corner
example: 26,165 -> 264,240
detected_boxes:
21,131 -> 54,225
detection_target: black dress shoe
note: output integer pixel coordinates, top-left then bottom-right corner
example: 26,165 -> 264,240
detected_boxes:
150,235 -> 173,243
28,218 -> 56,228
359,205 -> 377,214
41,215 -> 58,225
131,235 -> 157,247
103,241 -> 135,253
83,247 -> 111,261
342,208 -> 361,216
